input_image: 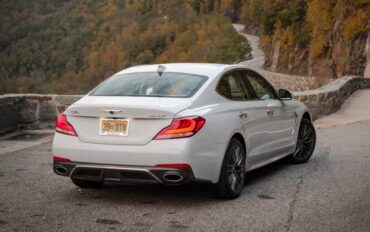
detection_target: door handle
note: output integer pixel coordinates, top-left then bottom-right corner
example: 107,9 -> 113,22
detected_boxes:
266,109 -> 274,115
239,113 -> 248,119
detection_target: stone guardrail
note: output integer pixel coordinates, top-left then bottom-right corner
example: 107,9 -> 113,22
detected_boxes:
0,94 -> 82,135
0,76 -> 369,134
293,76 -> 370,120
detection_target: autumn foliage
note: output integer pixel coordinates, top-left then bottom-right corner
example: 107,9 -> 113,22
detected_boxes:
243,0 -> 370,59
243,0 -> 370,78
0,0 -> 250,94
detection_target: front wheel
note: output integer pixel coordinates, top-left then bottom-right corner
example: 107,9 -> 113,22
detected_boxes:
214,138 -> 246,199
287,118 -> 316,164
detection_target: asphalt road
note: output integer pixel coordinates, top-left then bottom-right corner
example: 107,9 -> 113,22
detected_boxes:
1,121 -> 370,232
232,24 -> 265,70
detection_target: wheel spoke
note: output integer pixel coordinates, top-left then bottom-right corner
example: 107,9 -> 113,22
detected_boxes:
229,173 -> 237,191
302,140 -> 312,149
235,170 -> 243,181
234,172 -> 242,186
233,146 -> 240,164
231,147 -> 238,163
303,137 -> 313,144
299,125 -> 306,139
301,143 -> 308,155
293,145 -> 300,157
303,129 -> 312,140
298,144 -> 304,158
235,152 -> 242,166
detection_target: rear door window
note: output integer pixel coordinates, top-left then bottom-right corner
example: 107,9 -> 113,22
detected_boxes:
216,71 -> 254,100
240,70 -> 277,100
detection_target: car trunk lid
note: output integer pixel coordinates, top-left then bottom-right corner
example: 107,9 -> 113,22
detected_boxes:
65,96 -> 192,145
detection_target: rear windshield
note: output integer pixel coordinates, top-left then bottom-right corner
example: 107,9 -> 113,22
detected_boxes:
90,72 -> 208,98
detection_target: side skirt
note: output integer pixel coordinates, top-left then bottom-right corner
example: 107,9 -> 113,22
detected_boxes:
246,145 -> 295,172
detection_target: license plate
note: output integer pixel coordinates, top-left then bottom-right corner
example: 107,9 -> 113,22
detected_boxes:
100,119 -> 129,136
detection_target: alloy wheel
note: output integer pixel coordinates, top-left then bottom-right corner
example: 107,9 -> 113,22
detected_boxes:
227,144 -> 245,193
293,122 -> 315,160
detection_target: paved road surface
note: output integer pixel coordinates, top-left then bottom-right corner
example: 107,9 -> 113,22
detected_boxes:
1,121 -> 369,232
315,89 -> 370,128
232,24 -> 265,70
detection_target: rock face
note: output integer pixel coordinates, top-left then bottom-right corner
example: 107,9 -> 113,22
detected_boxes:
263,25 -> 369,81
233,24 -> 319,91
270,41 -> 280,72
364,32 -> 370,78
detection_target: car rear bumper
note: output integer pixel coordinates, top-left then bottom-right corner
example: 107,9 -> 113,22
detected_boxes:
52,132 -> 226,183
53,161 -> 207,185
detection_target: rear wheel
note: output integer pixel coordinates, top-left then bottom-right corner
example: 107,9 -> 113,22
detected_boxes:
71,178 -> 104,188
214,138 -> 246,199
287,118 -> 316,164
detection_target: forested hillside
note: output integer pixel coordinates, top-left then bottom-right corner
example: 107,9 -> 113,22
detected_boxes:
0,0 -> 250,94
243,0 -> 370,80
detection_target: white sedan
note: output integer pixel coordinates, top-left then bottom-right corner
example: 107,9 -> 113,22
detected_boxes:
52,63 -> 316,199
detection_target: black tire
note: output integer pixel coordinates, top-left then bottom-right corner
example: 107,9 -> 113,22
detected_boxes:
214,138 -> 246,199
71,178 -> 104,188
286,118 -> 316,164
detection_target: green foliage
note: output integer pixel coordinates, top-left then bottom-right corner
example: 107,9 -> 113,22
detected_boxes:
0,0 -> 250,94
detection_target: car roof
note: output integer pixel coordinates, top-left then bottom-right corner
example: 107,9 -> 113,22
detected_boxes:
115,63 -> 247,78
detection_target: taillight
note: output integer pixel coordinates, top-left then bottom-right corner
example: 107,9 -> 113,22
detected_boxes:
153,116 -> 206,140
55,114 -> 77,136
53,156 -> 72,162
155,163 -> 191,169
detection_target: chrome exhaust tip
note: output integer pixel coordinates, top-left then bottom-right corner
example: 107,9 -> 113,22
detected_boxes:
163,172 -> 184,183
54,166 -> 68,175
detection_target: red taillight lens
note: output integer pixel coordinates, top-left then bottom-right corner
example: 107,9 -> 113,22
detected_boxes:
53,156 -> 72,162
55,114 -> 77,136
155,163 -> 191,169
153,116 -> 206,140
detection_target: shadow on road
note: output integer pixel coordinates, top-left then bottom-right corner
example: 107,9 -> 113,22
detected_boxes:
60,159 -> 291,204
245,159 -> 289,187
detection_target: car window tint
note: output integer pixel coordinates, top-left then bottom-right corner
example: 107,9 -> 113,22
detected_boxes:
236,71 -> 256,100
244,71 -> 276,100
90,72 -> 208,98
216,72 -> 252,100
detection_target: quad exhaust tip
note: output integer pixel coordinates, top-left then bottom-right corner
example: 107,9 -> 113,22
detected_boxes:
54,166 -> 68,175
162,172 -> 184,183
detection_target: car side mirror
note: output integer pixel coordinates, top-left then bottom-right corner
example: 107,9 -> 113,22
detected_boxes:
278,89 -> 293,100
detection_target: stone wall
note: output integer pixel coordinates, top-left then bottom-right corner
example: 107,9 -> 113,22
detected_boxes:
293,76 -> 370,120
262,69 -> 319,91
0,76 -> 370,134
0,94 -> 81,134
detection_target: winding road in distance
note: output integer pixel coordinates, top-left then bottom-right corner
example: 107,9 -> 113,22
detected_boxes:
232,23 -> 370,129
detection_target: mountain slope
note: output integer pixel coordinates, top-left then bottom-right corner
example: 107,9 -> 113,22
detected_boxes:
0,0 -> 250,94
242,0 -> 370,80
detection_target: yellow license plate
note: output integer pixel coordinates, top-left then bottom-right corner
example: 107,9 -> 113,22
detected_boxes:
100,119 -> 129,136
